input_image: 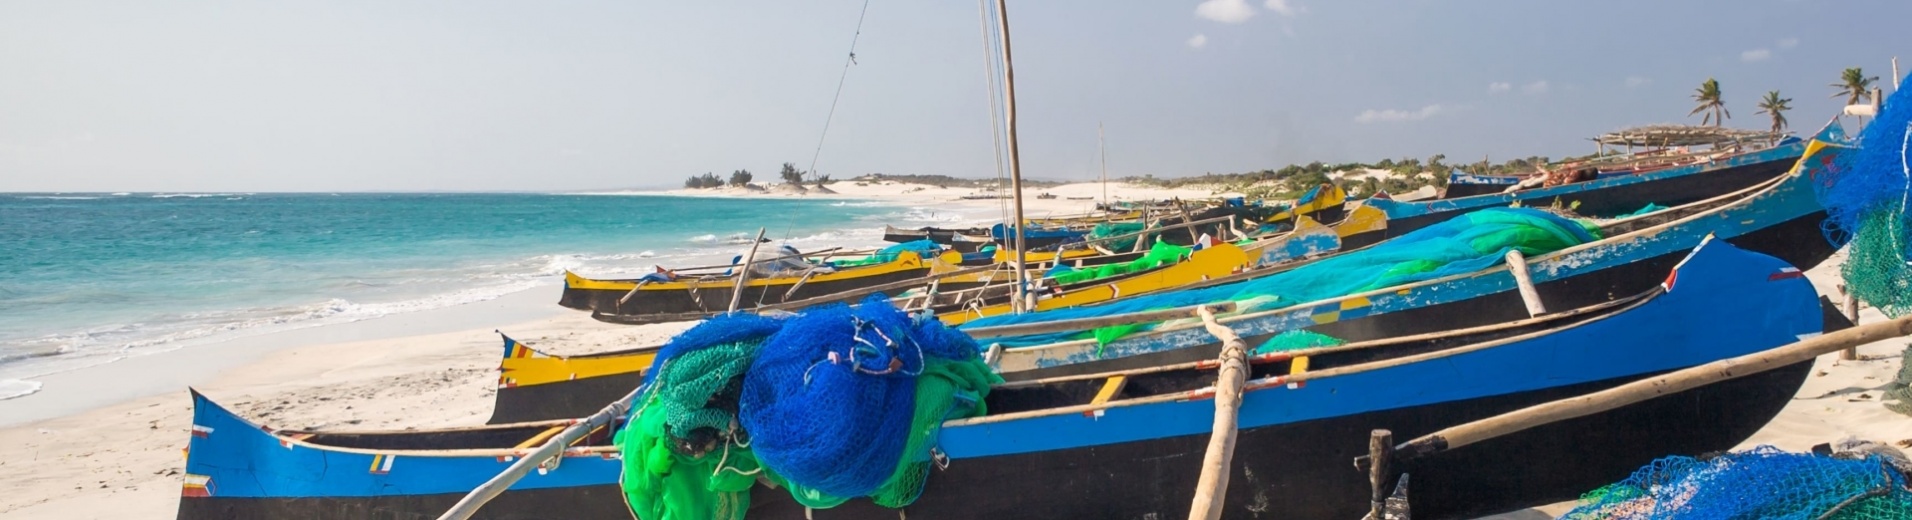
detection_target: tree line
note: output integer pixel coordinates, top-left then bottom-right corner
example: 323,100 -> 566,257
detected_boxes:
684,163 -> 832,189
1689,66 -> 1883,135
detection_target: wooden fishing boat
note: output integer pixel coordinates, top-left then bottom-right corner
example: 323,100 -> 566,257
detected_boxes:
482,137 -> 1845,422
490,334 -> 651,425
559,249 -> 982,318
987,135 -> 1849,379
174,240 -> 1837,519
1353,124 -> 1839,248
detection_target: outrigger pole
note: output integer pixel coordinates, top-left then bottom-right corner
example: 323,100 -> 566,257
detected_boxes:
993,0 -> 1031,312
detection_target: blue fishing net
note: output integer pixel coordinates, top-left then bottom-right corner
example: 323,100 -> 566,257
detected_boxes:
1559,446 -> 1912,519
741,294 -> 985,498
1813,76 -> 1912,318
959,207 -> 1601,345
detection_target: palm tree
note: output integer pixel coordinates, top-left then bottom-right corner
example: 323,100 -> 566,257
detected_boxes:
1689,78 -> 1729,127
1829,67 -> 1880,107
1755,90 -> 1792,142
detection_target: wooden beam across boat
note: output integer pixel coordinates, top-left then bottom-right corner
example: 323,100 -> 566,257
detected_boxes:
964,301 -> 1237,339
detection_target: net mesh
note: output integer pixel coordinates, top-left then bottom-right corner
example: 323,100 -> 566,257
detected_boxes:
960,207 -> 1603,346
1255,330 -> 1345,353
1815,77 -> 1912,318
1045,241 -> 1192,285
1559,446 -> 1912,519
1090,222 -> 1148,251
828,239 -> 943,268
618,297 -> 998,519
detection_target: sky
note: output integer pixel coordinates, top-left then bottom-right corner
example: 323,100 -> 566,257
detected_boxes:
1,0 -> 1907,192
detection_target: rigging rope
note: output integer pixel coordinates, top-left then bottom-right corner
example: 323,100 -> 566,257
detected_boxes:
976,0 -> 1011,227
805,0 -> 875,181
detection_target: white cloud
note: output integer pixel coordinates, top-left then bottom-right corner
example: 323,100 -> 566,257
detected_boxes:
1521,80 -> 1550,94
1264,0 -> 1303,17
1187,34 -> 1208,49
1195,0 -> 1255,23
1625,76 -> 1652,89
1354,104 -> 1451,124
1777,37 -> 1799,49
1741,48 -> 1772,62
1488,82 -> 1512,93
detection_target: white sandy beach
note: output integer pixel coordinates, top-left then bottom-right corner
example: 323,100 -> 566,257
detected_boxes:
2,183 -> 1907,519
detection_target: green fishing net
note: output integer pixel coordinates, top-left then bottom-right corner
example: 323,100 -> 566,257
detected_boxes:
617,336 -> 998,519
1047,241 -> 1192,285
1841,210 -> 1912,319
1089,222 -> 1148,251
1255,330 -> 1345,353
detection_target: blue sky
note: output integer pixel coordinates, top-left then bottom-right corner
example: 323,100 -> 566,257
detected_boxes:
1,0 -> 1905,192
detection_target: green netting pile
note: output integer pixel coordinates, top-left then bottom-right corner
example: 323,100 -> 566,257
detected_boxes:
1090,222 -> 1148,251
1558,445 -> 1912,519
1613,202 -> 1668,219
828,239 -> 942,268
960,207 -> 1602,346
1044,241 -> 1192,285
1814,75 -> 1912,318
1255,330 -> 1345,354
616,298 -> 999,520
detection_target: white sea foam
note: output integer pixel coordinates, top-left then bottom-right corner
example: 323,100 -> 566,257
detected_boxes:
151,193 -> 243,199
0,379 -> 42,400
17,196 -> 101,200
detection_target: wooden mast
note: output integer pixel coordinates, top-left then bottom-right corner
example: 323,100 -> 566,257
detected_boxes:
993,0 -> 1031,311
1099,122 -> 1109,210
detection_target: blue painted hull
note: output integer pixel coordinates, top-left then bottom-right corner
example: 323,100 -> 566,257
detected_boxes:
178,239 -> 1827,519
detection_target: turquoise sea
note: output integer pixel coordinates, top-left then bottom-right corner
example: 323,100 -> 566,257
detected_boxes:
0,192 -> 964,400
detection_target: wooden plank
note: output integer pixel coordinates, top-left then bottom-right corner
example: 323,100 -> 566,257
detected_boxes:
1385,314 -> 1912,464
726,228 -> 767,313
1187,305 -> 1249,520
1090,375 -> 1128,406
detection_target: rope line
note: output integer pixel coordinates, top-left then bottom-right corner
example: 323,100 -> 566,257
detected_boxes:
805,0 -> 875,182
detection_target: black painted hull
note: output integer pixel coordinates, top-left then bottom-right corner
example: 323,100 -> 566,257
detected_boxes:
1007,210 -> 1834,381
487,371 -> 647,425
177,484 -> 630,520
1384,155 -> 1793,238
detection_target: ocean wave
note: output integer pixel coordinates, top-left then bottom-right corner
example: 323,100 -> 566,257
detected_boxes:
0,379 -> 41,400
16,196 -> 102,200
151,193 -> 243,199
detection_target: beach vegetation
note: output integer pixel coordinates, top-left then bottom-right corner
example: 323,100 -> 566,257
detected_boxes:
1755,90 -> 1792,141
779,163 -> 806,184
729,169 -> 753,187
684,172 -> 724,189
1830,67 -> 1879,107
1689,78 -> 1729,127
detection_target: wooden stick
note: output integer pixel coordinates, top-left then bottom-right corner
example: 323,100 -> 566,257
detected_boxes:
668,247 -> 847,274
1841,293 -> 1860,360
994,0 -> 1029,314
1366,429 -> 1394,520
963,301 -> 1238,339
1387,314 -> 1912,463
1187,305 -> 1249,520
1174,198 -> 1201,244
1505,250 -> 1546,316
726,228 -> 766,313
434,386 -> 642,520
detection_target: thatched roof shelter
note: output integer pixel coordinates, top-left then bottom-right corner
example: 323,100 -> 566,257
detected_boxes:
1590,125 -> 1785,148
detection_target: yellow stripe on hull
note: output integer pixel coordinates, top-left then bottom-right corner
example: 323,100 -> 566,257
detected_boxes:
1335,203 -> 1388,238
499,350 -> 657,388
565,250 -> 970,293
943,242 -> 1259,326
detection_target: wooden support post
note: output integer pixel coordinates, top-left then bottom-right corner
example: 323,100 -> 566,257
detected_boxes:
1504,250 -> 1546,317
1187,305 -> 1249,520
435,386 -> 643,520
1366,429 -> 1394,520
726,228 -> 767,313
1385,314 -> 1912,464
1842,293 -> 1861,360
1174,198 -> 1201,244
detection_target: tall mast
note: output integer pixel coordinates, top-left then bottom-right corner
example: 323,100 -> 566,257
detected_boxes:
1099,122 -> 1108,209
993,0 -> 1030,312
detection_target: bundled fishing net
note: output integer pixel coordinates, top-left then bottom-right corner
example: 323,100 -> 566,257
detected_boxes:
1814,77 -> 1912,318
617,296 -> 998,520
1090,221 -> 1148,251
1045,241 -> 1192,285
960,207 -> 1601,346
1559,445 -> 1912,519
828,239 -> 943,268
